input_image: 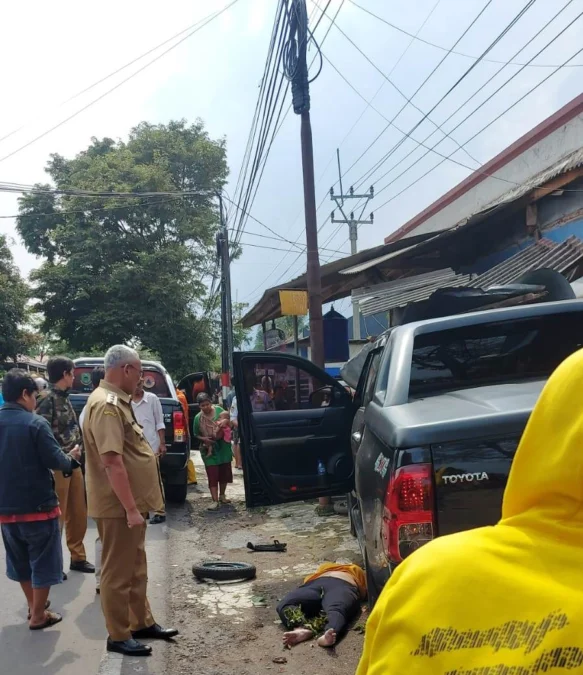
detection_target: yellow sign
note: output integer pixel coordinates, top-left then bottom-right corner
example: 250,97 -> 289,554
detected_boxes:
279,290 -> 308,316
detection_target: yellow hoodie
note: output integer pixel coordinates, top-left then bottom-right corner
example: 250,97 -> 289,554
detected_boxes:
357,348 -> 583,674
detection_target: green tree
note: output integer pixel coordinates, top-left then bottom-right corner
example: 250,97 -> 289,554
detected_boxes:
253,315 -> 307,350
17,120 -> 227,378
0,234 -> 31,362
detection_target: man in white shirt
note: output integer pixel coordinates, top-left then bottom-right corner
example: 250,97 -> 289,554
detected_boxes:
132,378 -> 166,524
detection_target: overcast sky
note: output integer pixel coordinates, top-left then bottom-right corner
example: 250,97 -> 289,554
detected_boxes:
1,0 -> 582,320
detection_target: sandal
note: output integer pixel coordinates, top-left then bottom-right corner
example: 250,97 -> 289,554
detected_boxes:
29,611 -> 63,630
219,496 -> 231,504
207,502 -> 221,511
27,600 -> 50,620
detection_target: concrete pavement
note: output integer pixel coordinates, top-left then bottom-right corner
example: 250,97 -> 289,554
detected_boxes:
0,518 -> 171,675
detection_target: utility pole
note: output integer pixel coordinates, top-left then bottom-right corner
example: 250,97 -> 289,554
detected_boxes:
330,152 -> 374,340
217,192 -> 233,400
286,0 -> 324,369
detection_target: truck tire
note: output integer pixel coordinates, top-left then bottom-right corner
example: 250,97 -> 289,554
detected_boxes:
192,561 -> 257,582
165,482 -> 188,504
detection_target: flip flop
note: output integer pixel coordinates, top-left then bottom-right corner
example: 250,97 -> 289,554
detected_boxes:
29,611 -> 63,630
27,600 -> 50,620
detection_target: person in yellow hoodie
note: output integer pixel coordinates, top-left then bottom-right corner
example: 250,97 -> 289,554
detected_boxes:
277,562 -> 366,648
357,347 -> 583,674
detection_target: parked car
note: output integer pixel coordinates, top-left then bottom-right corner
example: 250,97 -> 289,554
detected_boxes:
70,358 -> 190,504
233,300 -> 583,606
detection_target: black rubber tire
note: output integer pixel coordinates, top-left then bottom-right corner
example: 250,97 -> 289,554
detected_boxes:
192,561 -> 257,582
347,493 -> 357,538
165,482 -> 188,504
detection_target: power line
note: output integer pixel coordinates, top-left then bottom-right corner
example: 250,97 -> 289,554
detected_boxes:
369,4 -> 583,203
0,8 -> 226,146
312,0 -> 487,167
0,0 -> 241,165
349,0 -> 539,192
247,0 -> 439,301
359,0 -> 577,198
349,0 -> 583,69
373,42 -> 583,213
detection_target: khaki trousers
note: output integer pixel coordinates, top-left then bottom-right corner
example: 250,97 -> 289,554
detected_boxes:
155,456 -> 166,517
53,469 -> 87,562
95,517 -> 154,642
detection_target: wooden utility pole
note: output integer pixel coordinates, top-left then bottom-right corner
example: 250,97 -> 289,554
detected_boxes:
287,0 -> 324,368
218,192 -> 233,399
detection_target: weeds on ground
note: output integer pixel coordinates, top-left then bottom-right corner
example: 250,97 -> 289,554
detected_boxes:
283,606 -> 328,636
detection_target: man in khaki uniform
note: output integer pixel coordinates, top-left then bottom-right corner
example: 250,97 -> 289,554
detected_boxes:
83,345 -> 178,657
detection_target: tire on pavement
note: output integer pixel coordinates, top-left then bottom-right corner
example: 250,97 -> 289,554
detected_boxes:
192,561 -> 257,582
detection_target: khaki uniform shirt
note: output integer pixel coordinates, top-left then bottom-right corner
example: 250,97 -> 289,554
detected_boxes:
83,381 -> 164,518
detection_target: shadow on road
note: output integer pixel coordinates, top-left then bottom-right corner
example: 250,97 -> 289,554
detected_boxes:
0,623 -> 78,674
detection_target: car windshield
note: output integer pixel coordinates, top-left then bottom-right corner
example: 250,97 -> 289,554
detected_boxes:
409,311 -> 583,395
71,365 -> 172,398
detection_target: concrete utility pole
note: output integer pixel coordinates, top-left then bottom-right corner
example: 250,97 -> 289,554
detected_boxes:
286,0 -> 324,369
217,192 -> 233,399
330,150 -> 374,339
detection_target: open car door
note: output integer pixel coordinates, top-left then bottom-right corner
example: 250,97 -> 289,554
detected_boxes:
234,351 -> 355,508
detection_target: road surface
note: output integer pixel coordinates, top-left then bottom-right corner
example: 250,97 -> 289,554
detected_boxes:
0,518 -> 171,675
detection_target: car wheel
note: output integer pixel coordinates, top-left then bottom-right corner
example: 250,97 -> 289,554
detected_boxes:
364,551 -> 379,610
165,482 -> 188,504
192,561 -> 257,582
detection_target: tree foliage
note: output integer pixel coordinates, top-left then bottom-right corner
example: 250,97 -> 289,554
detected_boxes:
17,120 -> 228,377
253,315 -> 307,350
0,235 -> 32,361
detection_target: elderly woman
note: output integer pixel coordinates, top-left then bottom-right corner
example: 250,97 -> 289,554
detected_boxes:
193,393 -> 233,511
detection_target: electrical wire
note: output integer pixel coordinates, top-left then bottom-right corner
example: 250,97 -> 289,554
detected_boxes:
0,7 -> 227,146
312,0 -> 490,167
356,0 -> 577,197
349,0 -> 583,69
248,0 -> 435,299
368,4 -> 583,204
373,42 -> 583,213
346,0 -> 539,192
0,0 -> 241,165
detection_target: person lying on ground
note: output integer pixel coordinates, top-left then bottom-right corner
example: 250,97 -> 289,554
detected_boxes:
0,369 -> 81,630
356,347 -> 583,674
277,562 -> 366,648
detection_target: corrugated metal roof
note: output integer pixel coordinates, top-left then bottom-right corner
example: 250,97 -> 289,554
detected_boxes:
467,236 -> 583,288
457,147 -> 583,226
344,148 -> 583,280
355,236 -> 583,316
357,269 -> 470,316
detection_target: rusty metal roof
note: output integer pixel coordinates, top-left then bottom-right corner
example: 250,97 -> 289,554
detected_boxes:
355,236 -> 583,316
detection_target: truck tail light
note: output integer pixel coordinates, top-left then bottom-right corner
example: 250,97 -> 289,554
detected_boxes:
173,411 -> 186,443
382,463 -> 435,563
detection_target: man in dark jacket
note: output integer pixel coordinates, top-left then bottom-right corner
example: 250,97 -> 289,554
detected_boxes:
0,369 -> 81,630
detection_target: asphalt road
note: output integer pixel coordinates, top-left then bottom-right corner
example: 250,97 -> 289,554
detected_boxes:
0,518 -> 171,675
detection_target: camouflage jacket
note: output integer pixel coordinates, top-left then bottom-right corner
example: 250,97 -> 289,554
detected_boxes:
36,386 -> 82,453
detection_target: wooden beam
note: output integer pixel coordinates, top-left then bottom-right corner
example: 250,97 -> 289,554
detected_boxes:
530,166 -> 583,202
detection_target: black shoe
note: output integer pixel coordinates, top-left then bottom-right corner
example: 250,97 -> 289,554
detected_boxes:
150,514 -> 166,525
95,588 -> 100,595
62,572 -> 67,581
132,623 -> 179,641
107,638 -> 152,656
70,560 -> 95,574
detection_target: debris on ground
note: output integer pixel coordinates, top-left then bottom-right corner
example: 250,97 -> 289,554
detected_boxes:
247,540 -> 287,552
167,453 -> 364,675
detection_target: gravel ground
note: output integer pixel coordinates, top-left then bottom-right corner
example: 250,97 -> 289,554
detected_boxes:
165,452 -> 366,675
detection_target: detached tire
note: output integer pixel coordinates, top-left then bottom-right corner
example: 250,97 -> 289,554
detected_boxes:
192,561 -> 257,582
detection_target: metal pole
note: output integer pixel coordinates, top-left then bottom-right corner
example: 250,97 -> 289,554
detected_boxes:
300,110 -> 325,368
218,193 -> 233,400
293,315 -> 299,355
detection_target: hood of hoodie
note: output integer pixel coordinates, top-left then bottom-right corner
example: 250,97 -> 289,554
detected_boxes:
356,349 -> 583,675
501,348 -> 583,531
